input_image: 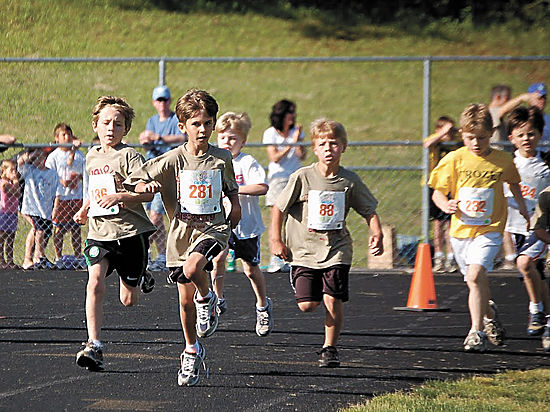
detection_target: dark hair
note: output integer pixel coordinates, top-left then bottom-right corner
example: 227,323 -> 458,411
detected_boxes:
507,106 -> 545,135
490,84 -> 511,101
269,99 -> 296,132
54,122 -> 73,137
175,89 -> 218,123
435,116 -> 454,129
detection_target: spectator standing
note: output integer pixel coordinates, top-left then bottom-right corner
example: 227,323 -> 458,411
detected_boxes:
0,159 -> 20,269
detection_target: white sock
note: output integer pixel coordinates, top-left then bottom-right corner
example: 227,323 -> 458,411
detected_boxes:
198,290 -> 212,301
185,341 -> 199,353
529,301 -> 544,314
505,254 -> 517,262
446,253 -> 454,261
91,339 -> 102,349
434,251 -> 444,258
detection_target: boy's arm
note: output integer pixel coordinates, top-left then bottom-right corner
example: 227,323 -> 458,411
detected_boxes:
366,213 -> 384,256
52,196 -> 60,221
73,199 -> 90,225
227,193 -> 241,229
238,183 -> 268,196
535,228 -> 550,244
508,182 -> 530,227
269,205 -> 290,260
498,92 -> 541,119
422,123 -> 453,148
96,191 -> 154,209
432,189 -> 460,214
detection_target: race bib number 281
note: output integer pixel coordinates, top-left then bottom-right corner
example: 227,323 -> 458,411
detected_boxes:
179,169 -> 222,215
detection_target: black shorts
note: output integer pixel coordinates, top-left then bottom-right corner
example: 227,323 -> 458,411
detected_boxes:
228,233 -> 260,266
290,264 -> 351,303
29,215 -> 53,240
513,233 -> 546,281
169,238 -> 223,285
429,188 -> 452,222
84,233 -> 150,288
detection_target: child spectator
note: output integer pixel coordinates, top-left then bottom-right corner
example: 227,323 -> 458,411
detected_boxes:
18,147 -> 59,270
422,116 -> 462,272
124,89 -> 241,386
270,118 -> 383,367
46,123 -> 86,269
211,112 -> 273,336
429,103 -> 529,352
0,159 -> 20,269
263,99 -> 306,273
504,106 -> 550,350
73,96 -> 156,372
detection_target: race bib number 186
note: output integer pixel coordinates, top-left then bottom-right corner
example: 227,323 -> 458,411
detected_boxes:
88,174 -> 119,217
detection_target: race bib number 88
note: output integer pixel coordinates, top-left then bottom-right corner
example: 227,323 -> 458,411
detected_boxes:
307,190 -> 345,230
179,169 -> 222,214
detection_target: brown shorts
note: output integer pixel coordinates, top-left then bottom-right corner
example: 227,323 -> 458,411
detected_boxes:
290,264 -> 351,303
53,199 -> 83,225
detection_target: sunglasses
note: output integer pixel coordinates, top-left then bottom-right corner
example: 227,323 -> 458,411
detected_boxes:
156,97 -> 169,102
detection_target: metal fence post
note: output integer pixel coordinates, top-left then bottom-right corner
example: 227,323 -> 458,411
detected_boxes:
422,58 -> 431,244
158,58 -> 166,86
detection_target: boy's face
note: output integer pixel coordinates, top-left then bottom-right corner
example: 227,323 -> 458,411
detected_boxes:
4,163 -> 17,180
179,110 -> 214,148
462,129 -> 492,157
55,129 -> 74,150
217,129 -> 245,158
509,122 -> 541,157
92,106 -> 126,147
313,136 -> 346,167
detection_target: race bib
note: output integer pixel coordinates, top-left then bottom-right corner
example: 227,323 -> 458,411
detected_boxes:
179,169 -> 222,214
88,174 -> 119,217
307,190 -> 345,230
458,187 -> 494,225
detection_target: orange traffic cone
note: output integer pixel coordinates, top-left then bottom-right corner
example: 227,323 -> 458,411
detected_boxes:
394,243 -> 449,312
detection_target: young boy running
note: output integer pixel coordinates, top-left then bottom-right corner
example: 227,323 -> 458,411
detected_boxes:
73,96 -> 156,371
504,106 -> 550,345
211,112 -> 273,336
124,89 -> 241,386
270,118 -> 383,367
429,103 -> 530,352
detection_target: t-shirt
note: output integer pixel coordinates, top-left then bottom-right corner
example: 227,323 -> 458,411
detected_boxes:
144,112 -> 183,160
533,186 -> 550,232
0,178 -> 18,214
428,146 -> 521,238
231,152 -> 267,239
423,130 -> 463,173
123,144 -> 239,267
274,163 -> 378,269
18,164 -> 60,219
84,144 -> 156,241
45,148 -> 85,200
262,126 -> 304,181
505,151 -> 550,235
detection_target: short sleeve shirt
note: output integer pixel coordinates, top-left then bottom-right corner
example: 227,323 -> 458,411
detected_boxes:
428,146 -> 521,238
275,163 -> 378,269
123,144 -> 239,267
85,144 -> 156,241
262,126 -> 304,181
144,112 -> 183,160
19,164 -> 60,219
45,148 -> 85,200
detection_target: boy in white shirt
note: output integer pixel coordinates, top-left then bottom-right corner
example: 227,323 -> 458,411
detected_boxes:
211,112 -> 273,336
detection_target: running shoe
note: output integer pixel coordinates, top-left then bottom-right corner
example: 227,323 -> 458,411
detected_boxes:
444,257 -> 458,273
194,290 -> 219,338
542,326 -> 550,352
217,297 -> 227,315
318,346 -> 340,367
432,256 -> 444,272
140,270 -> 155,294
527,312 -> 546,336
463,330 -> 488,352
35,257 -> 54,270
177,341 -> 208,386
255,297 -> 274,337
76,341 -> 104,371
148,255 -> 167,272
483,300 -> 506,346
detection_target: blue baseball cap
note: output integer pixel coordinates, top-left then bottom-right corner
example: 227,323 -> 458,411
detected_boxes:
528,82 -> 547,96
152,85 -> 171,100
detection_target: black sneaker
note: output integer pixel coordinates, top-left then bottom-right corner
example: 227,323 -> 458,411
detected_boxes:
140,270 -> 155,294
527,312 -> 546,336
542,326 -> 550,352
76,341 -> 104,371
318,346 -> 340,368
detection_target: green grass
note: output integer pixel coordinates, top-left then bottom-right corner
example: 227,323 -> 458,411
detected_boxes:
344,368 -> 550,412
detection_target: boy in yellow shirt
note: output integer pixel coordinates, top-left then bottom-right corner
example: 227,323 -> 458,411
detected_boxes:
429,103 -> 529,352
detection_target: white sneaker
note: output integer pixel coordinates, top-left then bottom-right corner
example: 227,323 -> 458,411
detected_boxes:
194,290 -> 219,338
177,341 -> 207,386
463,330 -> 487,352
256,297 -> 274,337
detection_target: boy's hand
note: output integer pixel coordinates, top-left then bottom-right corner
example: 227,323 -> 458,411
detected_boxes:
369,232 -> 384,256
136,181 -> 162,193
519,206 -> 530,231
270,239 -> 290,261
73,207 -> 88,225
228,202 -> 241,229
291,124 -> 302,143
97,193 -> 122,209
139,131 -> 159,145
71,139 -> 82,150
442,199 -> 459,214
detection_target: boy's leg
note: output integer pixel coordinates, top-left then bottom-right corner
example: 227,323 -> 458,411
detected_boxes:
23,227 -> 35,268
53,225 -> 66,260
70,224 -> 82,257
242,260 -> 267,308
322,294 -> 343,348
33,229 -> 46,261
119,277 -> 140,307
466,263 -> 490,332
85,259 -> 109,342
178,281 -> 198,345
5,232 -> 15,265
211,247 -> 228,299
432,219 -> 444,271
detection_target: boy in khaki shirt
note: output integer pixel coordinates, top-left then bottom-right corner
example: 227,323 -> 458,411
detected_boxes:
74,96 -> 156,372
270,118 -> 383,367
124,89 -> 241,387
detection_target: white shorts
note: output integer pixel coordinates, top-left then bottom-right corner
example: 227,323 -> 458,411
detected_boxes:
450,232 -> 502,278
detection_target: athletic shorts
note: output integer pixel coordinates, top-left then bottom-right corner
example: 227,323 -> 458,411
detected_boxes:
145,193 -> 166,215
290,264 -> 351,303
52,199 -> 83,225
265,177 -> 289,207
513,232 -> 547,281
29,215 -> 53,240
228,232 -> 260,266
0,212 -> 18,233
84,233 -> 151,288
450,232 -> 502,278
168,238 -> 224,285
428,188 -> 451,222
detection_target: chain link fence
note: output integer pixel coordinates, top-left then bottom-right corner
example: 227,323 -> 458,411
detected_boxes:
0,56 -> 548,270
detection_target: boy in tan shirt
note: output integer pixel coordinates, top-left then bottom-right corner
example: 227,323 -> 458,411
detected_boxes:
270,118 -> 383,367
125,89 -> 241,386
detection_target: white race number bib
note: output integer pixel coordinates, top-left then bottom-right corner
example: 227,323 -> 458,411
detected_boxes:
88,174 -> 119,217
179,170 -> 222,214
307,190 -> 345,230
458,187 -> 494,225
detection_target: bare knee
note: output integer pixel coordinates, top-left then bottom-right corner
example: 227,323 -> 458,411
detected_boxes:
298,301 -> 320,312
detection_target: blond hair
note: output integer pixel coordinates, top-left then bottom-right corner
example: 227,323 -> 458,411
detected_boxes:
459,103 -> 493,135
0,159 -> 16,180
92,96 -> 135,135
215,112 -> 252,139
310,118 -> 347,145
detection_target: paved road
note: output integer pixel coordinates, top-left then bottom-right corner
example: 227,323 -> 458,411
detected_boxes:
1,268 -> 549,411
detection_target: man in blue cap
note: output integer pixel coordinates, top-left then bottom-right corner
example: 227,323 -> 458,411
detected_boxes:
139,85 -> 186,271
528,82 -> 549,145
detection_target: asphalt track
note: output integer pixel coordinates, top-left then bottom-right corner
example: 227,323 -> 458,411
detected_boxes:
2,267 -> 550,412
